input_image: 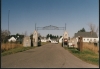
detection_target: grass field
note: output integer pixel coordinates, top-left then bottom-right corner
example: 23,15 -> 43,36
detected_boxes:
1,42 -> 23,52
1,42 -> 49,56
83,42 -> 99,54
1,46 -> 36,56
64,42 -> 99,66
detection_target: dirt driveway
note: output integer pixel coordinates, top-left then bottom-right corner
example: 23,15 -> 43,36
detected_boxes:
1,43 -> 99,68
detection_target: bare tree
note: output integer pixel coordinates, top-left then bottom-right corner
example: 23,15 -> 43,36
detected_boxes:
88,23 -> 99,34
1,29 -> 10,42
88,23 -> 95,32
96,26 -> 99,34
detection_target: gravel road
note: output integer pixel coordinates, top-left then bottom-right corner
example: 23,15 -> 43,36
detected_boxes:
1,43 -> 99,68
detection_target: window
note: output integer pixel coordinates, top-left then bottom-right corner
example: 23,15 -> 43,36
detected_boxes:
90,39 -> 92,41
94,39 -> 96,42
87,39 -> 89,41
94,39 -> 96,40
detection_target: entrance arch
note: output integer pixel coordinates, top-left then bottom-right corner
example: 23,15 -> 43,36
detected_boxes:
33,23 -> 69,47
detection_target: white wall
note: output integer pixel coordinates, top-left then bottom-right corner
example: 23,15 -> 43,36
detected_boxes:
76,37 -> 99,43
51,40 -> 56,43
41,39 -> 47,42
59,37 -> 63,43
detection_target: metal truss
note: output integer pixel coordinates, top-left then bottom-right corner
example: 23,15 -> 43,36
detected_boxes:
36,25 -> 65,30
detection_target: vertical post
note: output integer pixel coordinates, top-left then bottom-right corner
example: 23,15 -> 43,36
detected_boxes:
63,34 -> 64,47
8,10 -> 10,36
80,37 -> 83,51
78,36 -> 83,52
78,36 -> 80,51
65,23 -> 66,30
35,23 -> 36,30
63,28 -> 64,47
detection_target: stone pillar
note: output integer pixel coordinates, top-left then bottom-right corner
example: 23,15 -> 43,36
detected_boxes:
23,36 -> 31,47
33,30 -> 38,46
63,31 -> 68,47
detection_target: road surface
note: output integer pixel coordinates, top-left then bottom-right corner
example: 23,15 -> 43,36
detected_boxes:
1,43 -> 99,68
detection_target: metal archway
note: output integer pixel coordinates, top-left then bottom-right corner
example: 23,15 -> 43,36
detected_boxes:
34,23 -> 68,47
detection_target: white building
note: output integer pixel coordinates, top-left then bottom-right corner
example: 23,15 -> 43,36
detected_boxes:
41,37 -> 47,42
74,32 -> 99,43
41,37 -> 52,42
47,37 -> 52,42
59,37 -> 63,43
41,37 -> 58,43
51,39 -> 58,43
8,37 -> 16,42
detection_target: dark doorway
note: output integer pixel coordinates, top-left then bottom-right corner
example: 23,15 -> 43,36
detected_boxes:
31,38 -> 33,47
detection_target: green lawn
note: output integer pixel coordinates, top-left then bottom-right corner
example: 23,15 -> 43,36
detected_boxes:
64,47 -> 99,66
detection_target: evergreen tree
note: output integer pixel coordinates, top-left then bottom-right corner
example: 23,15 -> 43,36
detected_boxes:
78,28 -> 86,32
46,34 -> 50,38
50,34 -> 52,39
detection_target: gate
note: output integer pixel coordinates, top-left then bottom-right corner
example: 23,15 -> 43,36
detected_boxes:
33,23 -> 68,47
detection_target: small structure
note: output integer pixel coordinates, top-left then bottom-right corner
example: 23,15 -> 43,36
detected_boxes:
23,36 -> 31,47
33,30 -> 38,46
51,39 -> 58,43
74,32 -> 98,43
8,37 -> 16,42
68,40 -> 74,47
68,38 -> 78,48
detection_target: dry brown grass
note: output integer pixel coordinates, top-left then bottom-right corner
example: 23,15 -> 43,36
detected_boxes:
1,42 -> 23,52
83,42 -> 99,54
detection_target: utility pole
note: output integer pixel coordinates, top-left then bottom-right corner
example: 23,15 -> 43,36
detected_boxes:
35,23 -> 36,30
8,10 -> 10,36
65,23 -> 66,30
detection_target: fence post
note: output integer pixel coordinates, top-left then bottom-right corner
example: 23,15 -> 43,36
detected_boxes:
80,37 -> 83,52
78,36 -> 83,52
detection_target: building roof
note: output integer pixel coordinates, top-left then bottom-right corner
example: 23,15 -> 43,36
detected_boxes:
8,37 -> 16,42
74,32 -> 98,38
41,37 -> 46,39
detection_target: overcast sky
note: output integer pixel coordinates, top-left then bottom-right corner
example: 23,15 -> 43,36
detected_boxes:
1,0 -> 99,37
